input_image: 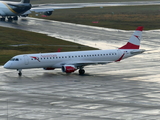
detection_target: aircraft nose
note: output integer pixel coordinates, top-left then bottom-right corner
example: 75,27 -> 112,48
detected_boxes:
4,62 -> 11,69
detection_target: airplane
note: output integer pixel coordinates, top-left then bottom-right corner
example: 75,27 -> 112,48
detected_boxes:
4,26 -> 145,76
0,0 -> 54,21
0,0 -> 31,21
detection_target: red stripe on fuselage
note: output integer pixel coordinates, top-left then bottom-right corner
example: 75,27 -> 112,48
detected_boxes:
115,53 -> 125,62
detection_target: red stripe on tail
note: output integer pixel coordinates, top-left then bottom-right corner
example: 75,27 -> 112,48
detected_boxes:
119,42 -> 139,49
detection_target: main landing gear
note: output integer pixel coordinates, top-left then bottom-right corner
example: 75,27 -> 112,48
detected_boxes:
0,16 -> 18,21
16,68 -> 85,76
17,69 -> 22,76
79,68 -> 85,75
8,16 -> 18,21
0,17 -> 5,21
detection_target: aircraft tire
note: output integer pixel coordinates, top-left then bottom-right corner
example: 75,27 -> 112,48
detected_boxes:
79,69 -> 85,75
0,17 -> 5,21
13,16 -> 18,21
7,17 -> 13,21
18,72 -> 22,76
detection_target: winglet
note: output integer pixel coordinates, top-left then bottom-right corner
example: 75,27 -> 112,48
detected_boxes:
119,26 -> 143,49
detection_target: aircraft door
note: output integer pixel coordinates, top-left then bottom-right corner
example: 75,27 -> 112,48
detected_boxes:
23,55 -> 29,65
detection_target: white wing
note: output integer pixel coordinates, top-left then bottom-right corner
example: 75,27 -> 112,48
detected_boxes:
22,5 -> 84,16
65,61 -> 114,67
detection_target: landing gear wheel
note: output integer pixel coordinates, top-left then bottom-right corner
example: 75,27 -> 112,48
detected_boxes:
18,72 -> 22,76
13,16 -> 18,21
7,17 -> 13,21
17,69 -> 22,76
79,69 -> 85,75
0,17 -> 5,21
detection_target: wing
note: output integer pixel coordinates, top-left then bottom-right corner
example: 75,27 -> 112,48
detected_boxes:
65,61 -> 114,67
21,5 -> 84,16
21,8 -> 54,16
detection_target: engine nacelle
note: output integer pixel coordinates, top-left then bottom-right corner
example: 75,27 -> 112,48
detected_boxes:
43,67 -> 55,70
62,65 -> 77,73
21,14 -> 28,17
44,11 -> 53,16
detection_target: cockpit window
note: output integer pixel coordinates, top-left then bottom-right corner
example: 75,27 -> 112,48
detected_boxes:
10,58 -> 19,61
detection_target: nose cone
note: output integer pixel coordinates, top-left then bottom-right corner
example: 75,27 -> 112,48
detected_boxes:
4,62 -> 11,69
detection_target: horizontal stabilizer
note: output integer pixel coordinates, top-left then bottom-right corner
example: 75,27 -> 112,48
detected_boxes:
130,49 -> 145,54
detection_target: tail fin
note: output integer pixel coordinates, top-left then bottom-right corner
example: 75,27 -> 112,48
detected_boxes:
21,0 -> 30,3
119,26 -> 143,49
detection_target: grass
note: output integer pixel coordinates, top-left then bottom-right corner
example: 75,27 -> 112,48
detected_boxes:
31,5 -> 160,30
0,27 -> 97,65
1,1 -> 160,64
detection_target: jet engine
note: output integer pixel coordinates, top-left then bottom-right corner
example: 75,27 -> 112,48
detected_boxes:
43,67 -> 55,70
62,65 -> 77,73
44,11 -> 53,16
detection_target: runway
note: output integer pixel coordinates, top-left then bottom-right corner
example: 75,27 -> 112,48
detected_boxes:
35,1 -> 160,9
1,60 -> 160,119
0,17 -> 160,119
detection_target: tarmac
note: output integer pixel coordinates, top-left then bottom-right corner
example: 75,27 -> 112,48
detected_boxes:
0,10 -> 160,120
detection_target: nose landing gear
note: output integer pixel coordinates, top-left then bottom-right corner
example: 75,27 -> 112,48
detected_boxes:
17,69 -> 22,76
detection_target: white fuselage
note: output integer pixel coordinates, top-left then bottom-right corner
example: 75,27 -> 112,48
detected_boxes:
0,2 -> 13,15
0,1 -> 31,16
3,26 -> 144,76
4,49 -> 141,70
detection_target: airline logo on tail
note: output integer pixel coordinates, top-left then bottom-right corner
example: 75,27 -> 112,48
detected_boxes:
119,26 -> 143,49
